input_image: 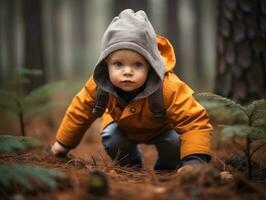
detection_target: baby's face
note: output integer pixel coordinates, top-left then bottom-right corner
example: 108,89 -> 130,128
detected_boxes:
106,49 -> 149,92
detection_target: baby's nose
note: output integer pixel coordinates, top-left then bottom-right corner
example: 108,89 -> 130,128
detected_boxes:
123,66 -> 133,74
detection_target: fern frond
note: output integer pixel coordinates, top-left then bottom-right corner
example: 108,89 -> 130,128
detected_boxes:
196,93 -> 248,122
219,124 -> 248,139
248,127 -> 266,139
196,99 -> 223,110
0,135 -> 42,153
0,90 -> 20,115
0,164 -> 66,191
252,121 -> 266,131
17,67 -> 43,76
22,81 -> 67,110
24,102 -> 68,121
247,99 -> 266,125
220,125 -> 266,139
196,92 -> 246,112
247,99 -> 266,112
206,106 -> 248,124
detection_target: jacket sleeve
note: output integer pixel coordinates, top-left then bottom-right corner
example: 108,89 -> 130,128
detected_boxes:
56,76 -> 98,148
163,73 -> 213,159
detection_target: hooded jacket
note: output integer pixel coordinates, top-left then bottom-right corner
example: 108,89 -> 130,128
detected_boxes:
56,9 -> 213,159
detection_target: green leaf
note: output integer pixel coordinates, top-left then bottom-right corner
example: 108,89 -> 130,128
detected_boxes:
24,102 -> 68,122
17,68 -> 43,76
220,125 -> 266,139
21,81 -> 68,111
196,92 -> 246,112
220,124 -> 248,139
12,166 -> 33,190
249,127 -> 266,139
247,99 -> 266,125
195,93 -> 248,123
22,80 -> 81,115
252,117 -> 266,129
246,99 -> 266,112
0,164 -> 66,191
0,135 -> 42,153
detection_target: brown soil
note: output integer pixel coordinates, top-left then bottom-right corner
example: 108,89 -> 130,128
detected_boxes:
1,118 -> 266,200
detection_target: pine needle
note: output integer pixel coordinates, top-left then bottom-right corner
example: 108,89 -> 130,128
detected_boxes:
0,135 -> 42,153
0,164 -> 66,191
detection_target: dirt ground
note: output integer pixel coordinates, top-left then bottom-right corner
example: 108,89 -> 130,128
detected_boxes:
1,117 -> 266,200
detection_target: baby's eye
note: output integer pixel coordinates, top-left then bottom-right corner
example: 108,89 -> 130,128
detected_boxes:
134,62 -> 143,68
113,62 -> 123,67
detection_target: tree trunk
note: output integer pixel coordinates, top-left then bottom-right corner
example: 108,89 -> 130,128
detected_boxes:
113,0 -> 148,16
0,0 -> 17,90
166,0 -> 181,76
23,0 -> 46,93
215,0 -> 266,103
72,0 -> 87,77
194,1 -> 204,84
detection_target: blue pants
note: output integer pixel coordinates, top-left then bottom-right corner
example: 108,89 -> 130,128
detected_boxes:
101,123 -> 181,171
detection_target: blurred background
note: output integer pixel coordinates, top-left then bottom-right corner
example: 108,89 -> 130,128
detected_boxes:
1,0 -> 265,138
0,0 -> 216,93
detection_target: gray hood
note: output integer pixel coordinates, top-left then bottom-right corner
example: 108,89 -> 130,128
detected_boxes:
93,9 -> 165,98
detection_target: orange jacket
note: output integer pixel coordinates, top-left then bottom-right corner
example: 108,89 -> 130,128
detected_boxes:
56,36 -> 213,159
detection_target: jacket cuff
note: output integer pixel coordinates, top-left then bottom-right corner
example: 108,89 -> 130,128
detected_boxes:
56,140 -> 74,149
182,154 -> 210,166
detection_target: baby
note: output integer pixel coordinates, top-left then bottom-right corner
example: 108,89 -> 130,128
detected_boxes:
51,9 -> 213,171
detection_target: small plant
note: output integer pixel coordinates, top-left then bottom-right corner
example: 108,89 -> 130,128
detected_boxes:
196,93 -> 266,179
0,135 -> 66,195
0,164 -> 65,192
0,81 -> 69,136
0,135 -> 42,152
0,67 -> 81,136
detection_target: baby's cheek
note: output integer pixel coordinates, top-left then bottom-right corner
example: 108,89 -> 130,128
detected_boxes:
109,74 -> 118,84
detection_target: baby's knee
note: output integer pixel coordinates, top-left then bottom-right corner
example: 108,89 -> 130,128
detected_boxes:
162,139 -> 180,155
160,132 -> 180,150
101,132 -> 135,154
154,131 -> 181,158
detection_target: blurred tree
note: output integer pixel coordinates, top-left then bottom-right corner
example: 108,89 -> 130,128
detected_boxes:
215,0 -> 266,103
166,0 -> 181,76
113,0 -> 148,16
42,0 -> 62,81
194,1 -> 204,84
0,0 -> 17,90
71,0 -> 87,77
23,0 -> 46,93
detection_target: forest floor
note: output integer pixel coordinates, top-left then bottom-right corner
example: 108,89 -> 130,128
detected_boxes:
1,118 -> 266,200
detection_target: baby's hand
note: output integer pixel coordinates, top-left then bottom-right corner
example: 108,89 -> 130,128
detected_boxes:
51,141 -> 69,157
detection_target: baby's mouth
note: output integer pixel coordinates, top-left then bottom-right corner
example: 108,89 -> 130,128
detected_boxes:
121,80 -> 134,83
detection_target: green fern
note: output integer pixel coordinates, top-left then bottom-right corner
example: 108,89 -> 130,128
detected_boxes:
246,100 -> 266,127
0,82 -> 68,115
196,93 -> 266,179
196,92 -> 246,112
0,164 -> 66,191
16,67 -> 43,76
0,135 -> 42,153
196,93 -> 266,140
219,125 -> 266,139
21,81 -> 68,113
25,102 -> 68,121
0,81 -> 76,136
195,92 -> 248,123
0,134 -> 66,193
